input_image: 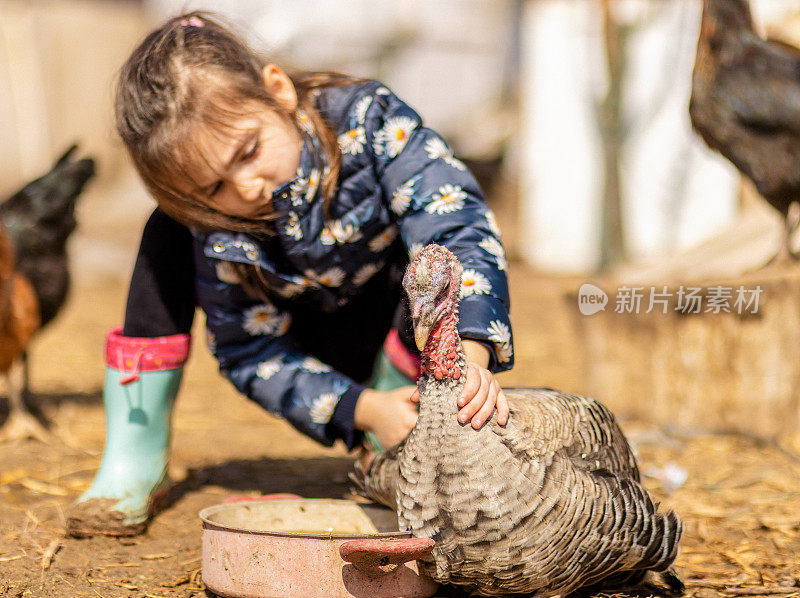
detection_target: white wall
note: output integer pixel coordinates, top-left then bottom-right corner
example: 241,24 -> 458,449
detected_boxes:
519,0 -> 800,272
520,0 -> 741,272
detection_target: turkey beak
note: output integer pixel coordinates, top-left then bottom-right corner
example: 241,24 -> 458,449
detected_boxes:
411,302 -> 434,351
414,325 -> 430,352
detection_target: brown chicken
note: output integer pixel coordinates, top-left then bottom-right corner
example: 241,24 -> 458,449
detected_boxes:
690,0 -> 800,258
0,220 -> 42,442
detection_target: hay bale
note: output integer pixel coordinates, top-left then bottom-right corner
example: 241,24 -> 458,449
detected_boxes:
571,265 -> 800,441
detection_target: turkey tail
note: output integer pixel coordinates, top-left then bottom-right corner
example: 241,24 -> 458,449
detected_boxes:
349,446 -> 401,510
642,504 -> 683,572
609,475 -> 683,571
658,509 -> 684,569
582,474 -> 683,595
655,567 -> 685,596
589,567 -> 684,597
586,499 -> 684,597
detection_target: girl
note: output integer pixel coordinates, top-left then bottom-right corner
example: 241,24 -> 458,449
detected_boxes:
68,11 -> 514,537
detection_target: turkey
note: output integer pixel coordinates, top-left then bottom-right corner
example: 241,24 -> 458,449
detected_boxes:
690,0 -> 800,260
352,244 -> 684,597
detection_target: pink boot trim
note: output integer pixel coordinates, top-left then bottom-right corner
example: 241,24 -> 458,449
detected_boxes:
105,327 -> 191,382
383,328 -> 421,381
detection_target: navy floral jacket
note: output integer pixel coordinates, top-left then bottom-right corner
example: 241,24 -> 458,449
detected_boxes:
193,80 -> 513,448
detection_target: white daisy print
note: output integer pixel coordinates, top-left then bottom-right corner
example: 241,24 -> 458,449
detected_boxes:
460,269 -> 492,296
487,320 -> 511,345
495,342 -> 513,364
257,357 -> 282,380
479,236 -> 505,257
368,226 -> 398,252
319,221 -> 337,245
305,267 -> 346,288
375,86 -> 390,96
338,127 -> 366,155
296,110 -> 315,135
215,261 -> 241,284
479,236 -> 508,271
425,184 -> 467,215
373,116 -> 417,158
238,240 -> 258,256
289,177 -> 309,207
276,279 -> 308,298
305,169 -> 321,203
321,220 -> 362,245
243,303 -> 283,336
485,210 -> 502,237
355,95 -> 373,123
424,137 -> 466,170
309,392 -> 339,424
272,313 -> 292,336
285,213 -> 303,240
301,357 -> 332,373
392,178 -> 415,215
352,262 -> 381,286
487,320 -> 513,363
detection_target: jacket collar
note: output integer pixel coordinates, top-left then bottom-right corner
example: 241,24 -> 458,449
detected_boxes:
270,112 -> 327,219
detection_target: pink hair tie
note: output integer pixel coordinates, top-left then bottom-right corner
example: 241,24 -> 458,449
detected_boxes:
180,16 -> 204,27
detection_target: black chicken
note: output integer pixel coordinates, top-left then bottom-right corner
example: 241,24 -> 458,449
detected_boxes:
0,145 -> 95,442
0,145 -> 95,328
690,0 -> 800,259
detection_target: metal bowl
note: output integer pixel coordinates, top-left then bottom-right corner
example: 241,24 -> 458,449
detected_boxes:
200,497 -> 438,598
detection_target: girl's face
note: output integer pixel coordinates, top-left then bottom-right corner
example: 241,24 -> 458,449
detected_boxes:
181,65 -> 302,220
187,109 -> 302,219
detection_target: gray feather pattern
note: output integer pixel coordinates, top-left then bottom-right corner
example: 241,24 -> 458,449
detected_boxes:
351,246 -> 683,596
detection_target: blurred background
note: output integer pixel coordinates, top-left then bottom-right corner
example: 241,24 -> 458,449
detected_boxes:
2,0 -> 798,278
2,2 -> 800,594
2,0 -> 800,437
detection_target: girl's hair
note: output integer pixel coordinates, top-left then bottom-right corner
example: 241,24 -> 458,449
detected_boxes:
115,10 -> 358,235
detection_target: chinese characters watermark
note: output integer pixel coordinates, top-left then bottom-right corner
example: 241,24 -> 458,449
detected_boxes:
578,284 -> 762,316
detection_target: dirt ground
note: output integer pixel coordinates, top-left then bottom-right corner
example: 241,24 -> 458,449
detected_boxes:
1,251 -> 799,597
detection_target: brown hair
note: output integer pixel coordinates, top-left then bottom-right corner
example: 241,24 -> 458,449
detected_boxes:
115,10 -> 358,235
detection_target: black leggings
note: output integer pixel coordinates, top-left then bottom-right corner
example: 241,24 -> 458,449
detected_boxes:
122,209 -> 413,383
123,209 -> 196,337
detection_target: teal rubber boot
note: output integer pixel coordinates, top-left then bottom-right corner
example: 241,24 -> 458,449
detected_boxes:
67,328 -> 190,537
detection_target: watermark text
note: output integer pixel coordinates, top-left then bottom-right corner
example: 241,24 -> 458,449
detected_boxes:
578,284 -> 762,315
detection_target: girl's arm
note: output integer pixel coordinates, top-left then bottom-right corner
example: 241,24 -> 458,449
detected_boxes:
194,246 -> 367,450
362,82 -> 514,375
357,82 -> 514,429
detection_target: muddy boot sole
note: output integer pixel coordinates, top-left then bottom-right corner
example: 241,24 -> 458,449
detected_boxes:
66,487 -> 171,538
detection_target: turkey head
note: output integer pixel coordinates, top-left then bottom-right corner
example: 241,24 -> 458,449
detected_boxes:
403,245 -> 464,383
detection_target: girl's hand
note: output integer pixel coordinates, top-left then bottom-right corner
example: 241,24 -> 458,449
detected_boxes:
354,385 -> 418,449
409,362 -> 509,428
450,339 -> 509,428
455,362 -> 509,428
